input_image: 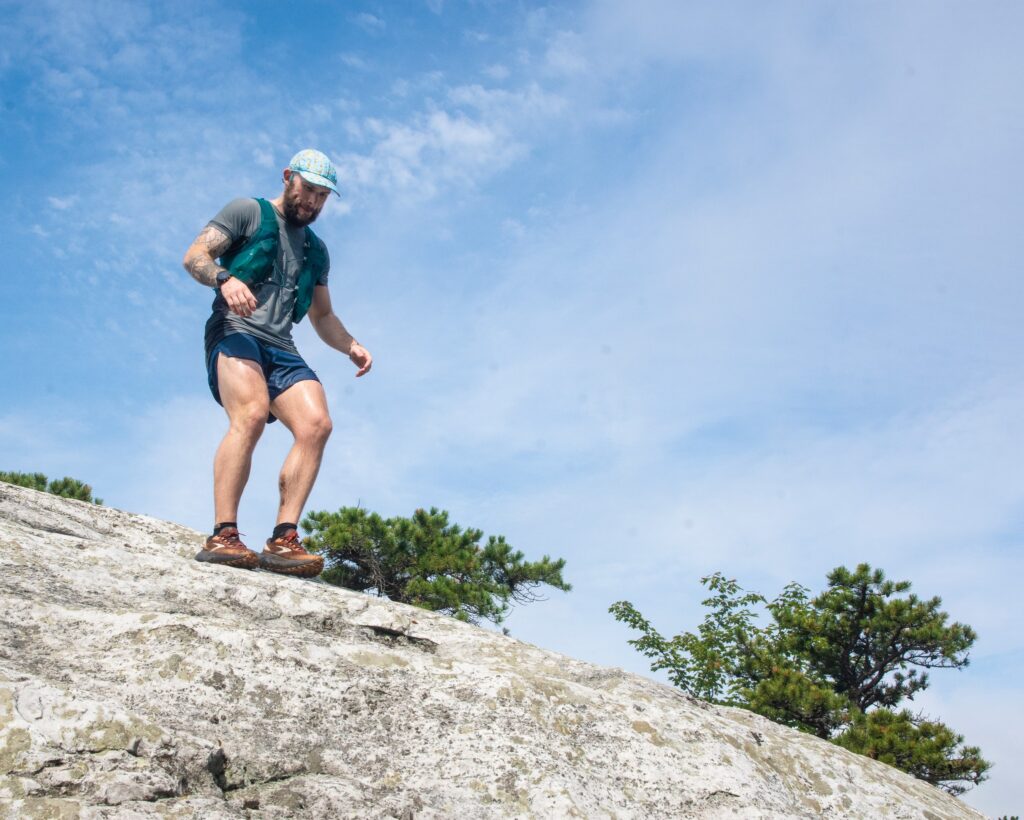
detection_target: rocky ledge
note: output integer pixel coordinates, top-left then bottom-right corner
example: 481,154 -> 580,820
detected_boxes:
0,483 -> 983,818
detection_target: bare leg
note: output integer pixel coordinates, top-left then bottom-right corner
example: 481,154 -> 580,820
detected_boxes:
213,355 -> 270,524
269,379 -> 333,525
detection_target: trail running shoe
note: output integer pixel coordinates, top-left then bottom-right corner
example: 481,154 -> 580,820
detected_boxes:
260,530 -> 324,578
195,527 -> 259,569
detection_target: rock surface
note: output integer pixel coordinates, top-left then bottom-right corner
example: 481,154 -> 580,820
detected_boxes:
0,482 -> 983,819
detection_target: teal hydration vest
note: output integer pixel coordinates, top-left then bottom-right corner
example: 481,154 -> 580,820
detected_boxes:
218,198 -> 326,324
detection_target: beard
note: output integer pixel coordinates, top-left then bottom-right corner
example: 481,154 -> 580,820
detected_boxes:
281,182 -> 323,227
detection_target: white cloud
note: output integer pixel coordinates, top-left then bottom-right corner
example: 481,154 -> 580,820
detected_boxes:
332,85 -> 562,201
351,12 -> 385,33
447,81 -> 565,119
322,197 -> 352,218
47,195 -> 78,210
501,217 -> 525,240
483,64 -> 510,81
429,110 -> 497,152
5,3 -> 1022,810
251,148 -> 274,168
544,30 -> 588,76
341,53 -> 371,71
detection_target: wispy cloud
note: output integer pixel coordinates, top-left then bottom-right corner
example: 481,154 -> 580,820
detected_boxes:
483,63 -> 510,81
351,12 -> 385,34
3,3 -> 1021,813
544,31 -> 588,76
47,195 -> 78,210
332,83 -> 565,203
341,53 -> 371,71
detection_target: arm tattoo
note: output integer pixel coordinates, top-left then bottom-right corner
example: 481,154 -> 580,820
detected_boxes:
184,225 -> 232,287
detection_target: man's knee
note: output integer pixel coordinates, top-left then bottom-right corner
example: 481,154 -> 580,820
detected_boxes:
296,413 -> 333,446
229,403 -> 270,439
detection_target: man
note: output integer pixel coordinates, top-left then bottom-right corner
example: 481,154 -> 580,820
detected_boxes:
182,149 -> 372,578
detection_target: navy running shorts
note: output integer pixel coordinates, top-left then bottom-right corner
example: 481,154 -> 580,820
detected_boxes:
206,333 -> 320,423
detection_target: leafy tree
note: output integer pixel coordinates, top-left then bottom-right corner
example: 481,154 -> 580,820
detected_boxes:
0,471 -> 102,504
609,573 -> 769,705
303,506 -> 570,625
610,564 -> 990,795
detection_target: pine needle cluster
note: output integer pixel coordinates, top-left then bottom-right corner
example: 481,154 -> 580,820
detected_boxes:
0,470 -> 102,504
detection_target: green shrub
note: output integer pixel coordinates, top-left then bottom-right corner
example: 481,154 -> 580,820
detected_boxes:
1,471 -> 103,505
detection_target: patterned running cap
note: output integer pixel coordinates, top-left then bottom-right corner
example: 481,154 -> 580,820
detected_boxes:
288,149 -> 339,196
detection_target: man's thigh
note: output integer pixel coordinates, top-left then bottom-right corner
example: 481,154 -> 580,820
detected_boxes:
270,379 -> 330,433
217,354 -> 270,416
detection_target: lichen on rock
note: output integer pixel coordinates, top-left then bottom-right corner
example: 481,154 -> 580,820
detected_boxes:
0,482 -> 984,818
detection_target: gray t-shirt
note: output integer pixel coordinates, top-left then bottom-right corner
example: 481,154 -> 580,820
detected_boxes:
206,198 -> 330,353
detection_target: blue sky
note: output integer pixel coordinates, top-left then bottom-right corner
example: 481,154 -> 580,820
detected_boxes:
2,0 -> 1022,812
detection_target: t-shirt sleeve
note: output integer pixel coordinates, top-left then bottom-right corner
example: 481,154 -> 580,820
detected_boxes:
316,241 -> 330,287
208,198 -> 261,250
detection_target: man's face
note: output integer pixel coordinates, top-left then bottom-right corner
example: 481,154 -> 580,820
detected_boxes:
281,171 -> 331,227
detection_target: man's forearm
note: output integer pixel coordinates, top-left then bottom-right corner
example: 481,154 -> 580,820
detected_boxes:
183,225 -> 232,287
312,312 -> 358,354
185,253 -> 224,288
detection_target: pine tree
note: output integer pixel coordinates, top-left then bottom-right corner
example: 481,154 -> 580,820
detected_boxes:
0,471 -> 102,504
836,709 -> 989,797
0,471 -> 48,492
302,506 -> 570,625
610,564 -> 990,795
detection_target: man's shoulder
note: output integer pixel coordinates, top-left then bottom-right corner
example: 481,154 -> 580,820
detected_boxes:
210,198 -> 263,242
219,197 -> 262,220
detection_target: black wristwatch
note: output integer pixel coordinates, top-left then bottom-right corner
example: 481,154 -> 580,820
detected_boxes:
215,269 -> 232,287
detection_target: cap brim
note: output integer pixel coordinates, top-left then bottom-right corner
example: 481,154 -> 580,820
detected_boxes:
295,170 -> 340,196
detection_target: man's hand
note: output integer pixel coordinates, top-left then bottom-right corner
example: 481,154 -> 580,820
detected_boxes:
349,342 -> 373,377
308,286 -> 371,375
221,277 -> 258,317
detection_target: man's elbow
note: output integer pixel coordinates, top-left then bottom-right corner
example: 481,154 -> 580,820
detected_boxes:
308,301 -> 334,323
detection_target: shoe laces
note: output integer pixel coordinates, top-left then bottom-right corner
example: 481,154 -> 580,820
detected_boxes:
272,530 -> 315,556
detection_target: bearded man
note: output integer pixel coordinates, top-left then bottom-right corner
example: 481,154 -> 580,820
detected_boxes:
182,149 -> 372,577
